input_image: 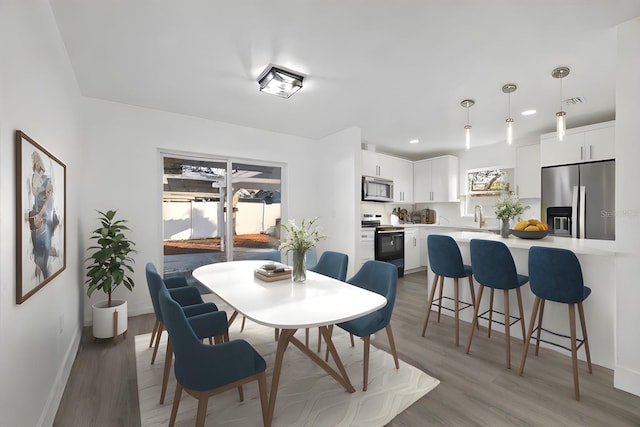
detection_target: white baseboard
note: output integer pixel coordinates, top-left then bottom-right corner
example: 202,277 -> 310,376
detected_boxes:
38,327 -> 81,427
614,365 -> 640,398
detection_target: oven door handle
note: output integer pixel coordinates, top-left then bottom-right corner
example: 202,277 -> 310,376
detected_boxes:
376,229 -> 404,234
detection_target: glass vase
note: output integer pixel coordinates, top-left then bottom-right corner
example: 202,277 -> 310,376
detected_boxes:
500,219 -> 511,238
292,249 -> 307,282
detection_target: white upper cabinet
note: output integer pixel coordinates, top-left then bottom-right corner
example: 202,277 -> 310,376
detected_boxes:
413,155 -> 459,202
391,157 -> 413,203
515,144 -> 541,198
540,121 -> 615,166
362,150 -> 393,179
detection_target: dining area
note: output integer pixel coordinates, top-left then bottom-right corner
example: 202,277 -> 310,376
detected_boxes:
140,249 -> 440,427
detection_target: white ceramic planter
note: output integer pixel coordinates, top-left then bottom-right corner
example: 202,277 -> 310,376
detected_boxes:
92,299 -> 128,341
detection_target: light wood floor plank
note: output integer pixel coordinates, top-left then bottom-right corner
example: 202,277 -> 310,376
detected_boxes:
55,271 -> 640,426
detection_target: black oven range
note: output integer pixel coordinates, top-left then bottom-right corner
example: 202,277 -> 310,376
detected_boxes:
374,226 -> 404,277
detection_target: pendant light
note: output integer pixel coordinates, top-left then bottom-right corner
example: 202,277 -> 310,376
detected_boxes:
461,99 -> 475,150
552,67 -> 570,141
502,84 -> 517,145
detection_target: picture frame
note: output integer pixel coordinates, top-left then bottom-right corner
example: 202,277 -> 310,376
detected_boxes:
15,130 -> 66,304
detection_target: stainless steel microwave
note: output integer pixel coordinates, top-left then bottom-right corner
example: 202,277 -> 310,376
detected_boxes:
362,176 -> 394,202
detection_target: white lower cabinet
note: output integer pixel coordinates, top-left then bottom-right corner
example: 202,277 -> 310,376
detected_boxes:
404,227 -> 421,271
359,229 -> 375,268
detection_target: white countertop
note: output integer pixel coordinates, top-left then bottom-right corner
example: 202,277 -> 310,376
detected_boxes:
446,231 -> 615,256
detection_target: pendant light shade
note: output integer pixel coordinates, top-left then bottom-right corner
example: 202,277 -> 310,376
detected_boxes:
461,99 -> 475,150
502,84 -> 517,145
552,67 -> 570,141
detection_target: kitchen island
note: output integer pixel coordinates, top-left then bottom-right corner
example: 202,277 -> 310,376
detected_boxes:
431,231 -> 615,369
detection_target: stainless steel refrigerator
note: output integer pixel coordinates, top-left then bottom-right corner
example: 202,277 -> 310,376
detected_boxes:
541,160 -> 615,240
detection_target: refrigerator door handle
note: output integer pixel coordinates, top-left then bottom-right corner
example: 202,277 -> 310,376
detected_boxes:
571,186 -> 579,238
579,185 -> 586,239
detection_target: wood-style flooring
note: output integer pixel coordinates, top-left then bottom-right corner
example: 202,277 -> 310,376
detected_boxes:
54,271 -> 640,426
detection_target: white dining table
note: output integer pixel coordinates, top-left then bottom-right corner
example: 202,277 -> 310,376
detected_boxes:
192,260 -> 387,426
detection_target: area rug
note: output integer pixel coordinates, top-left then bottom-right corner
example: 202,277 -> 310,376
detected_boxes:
136,321 -> 439,427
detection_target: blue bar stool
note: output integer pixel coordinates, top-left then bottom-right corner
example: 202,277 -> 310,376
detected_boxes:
422,234 -> 477,346
519,246 -> 593,401
465,239 -> 528,369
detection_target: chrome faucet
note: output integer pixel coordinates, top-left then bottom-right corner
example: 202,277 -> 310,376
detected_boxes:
474,205 -> 485,228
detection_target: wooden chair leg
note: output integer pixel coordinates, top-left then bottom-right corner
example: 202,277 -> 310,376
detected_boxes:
569,304 -> 580,400
149,319 -> 160,348
465,285 -> 485,354
168,384 -> 183,427
504,289 -> 511,369
385,324 -> 400,369
488,288 -> 495,338
274,328 -> 279,341
468,274 -> 479,330
437,275 -> 445,322
161,337 -> 173,404
577,302 -> 592,373
363,335 -> 371,391
421,274 -> 440,336
516,287 -> 526,341
238,384 -> 244,401
454,278 -> 460,346
349,333 -> 355,347
151,323 -> 164,365
317,327 -> 322,353
519,296 -> 541,376
535,299 -> 546,356
195,393 -> 209,427
241,315 -> 246,332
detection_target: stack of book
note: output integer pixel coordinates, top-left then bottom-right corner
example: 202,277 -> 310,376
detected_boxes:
254,264 -> 292,282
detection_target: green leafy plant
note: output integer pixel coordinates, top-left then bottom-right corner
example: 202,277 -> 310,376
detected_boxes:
85,210 -> 136,307
278,217 -> 327,253
493,194 -> 530,221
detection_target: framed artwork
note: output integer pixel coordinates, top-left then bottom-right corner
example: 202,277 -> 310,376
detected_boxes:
15,131 -> 66,304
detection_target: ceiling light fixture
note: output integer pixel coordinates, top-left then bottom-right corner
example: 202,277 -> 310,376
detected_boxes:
521,109 -> 536,116
257,65 -> 304,98
552,66 -> 570,141
502,84 -> 517,145
461,99 -> 475,150
409,139 -> 419,144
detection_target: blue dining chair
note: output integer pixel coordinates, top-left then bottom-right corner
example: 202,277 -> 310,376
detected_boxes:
158,287 -> 269,427
307,251 -> 349,350
146,263 -> 228,404
465,239 -> 528,369
332,260 -> 399,391
422,234 -> 477,346
519,246 -> 592,401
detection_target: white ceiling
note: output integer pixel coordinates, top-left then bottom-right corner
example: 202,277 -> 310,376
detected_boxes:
50,1 -> 640,160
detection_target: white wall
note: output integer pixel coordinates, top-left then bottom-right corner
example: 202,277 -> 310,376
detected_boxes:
0,1 -> 83,426
614,16 -> 640,396
79,98 -> 362,321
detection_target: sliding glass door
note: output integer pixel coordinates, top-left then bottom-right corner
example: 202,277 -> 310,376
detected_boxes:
161,153 -> 282,285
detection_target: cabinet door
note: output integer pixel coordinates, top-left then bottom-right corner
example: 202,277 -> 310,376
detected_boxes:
540,132 -> 584,166
515,144 -> 541,198
362,151 -> 393,178
393,158 -> 413,203
413,160 -> 433,202
404,228 -> 420,270
362,151 -> 379,177
585,125 -> 615,162
430,157 -> 451,202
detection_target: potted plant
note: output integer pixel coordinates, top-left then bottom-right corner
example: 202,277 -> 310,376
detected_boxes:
85,209 -> 136,342
279,217 -> 326,282
493,194 -> 530,238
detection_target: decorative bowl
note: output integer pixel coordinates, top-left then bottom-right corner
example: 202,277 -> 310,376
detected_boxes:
509,229 -> 550,239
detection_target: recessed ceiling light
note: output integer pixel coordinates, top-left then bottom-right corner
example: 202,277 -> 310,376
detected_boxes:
521,109 -> 537,116
409,139 -> 419,144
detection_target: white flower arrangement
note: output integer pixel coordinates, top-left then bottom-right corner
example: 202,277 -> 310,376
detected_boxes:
278,217 -> 327,253
493,194 -> 530,221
